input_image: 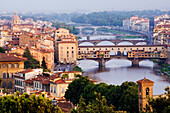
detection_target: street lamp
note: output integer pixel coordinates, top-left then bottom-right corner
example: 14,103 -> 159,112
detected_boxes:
52,98 -> 57,113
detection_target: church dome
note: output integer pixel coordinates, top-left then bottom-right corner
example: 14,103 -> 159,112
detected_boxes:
11,11 -> 21,25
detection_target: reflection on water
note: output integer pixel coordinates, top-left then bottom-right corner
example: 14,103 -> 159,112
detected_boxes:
78,59 -> 170,95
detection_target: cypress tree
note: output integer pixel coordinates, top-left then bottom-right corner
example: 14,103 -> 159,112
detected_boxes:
23,47 -> 40,69
41,57 -> 47,69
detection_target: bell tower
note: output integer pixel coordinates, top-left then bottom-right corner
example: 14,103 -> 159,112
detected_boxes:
137,77 -> 154,112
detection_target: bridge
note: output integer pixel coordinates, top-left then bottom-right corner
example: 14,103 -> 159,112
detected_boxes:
75,26 -> 112,35
77,45 -> 168,68
78,39 -> 148,46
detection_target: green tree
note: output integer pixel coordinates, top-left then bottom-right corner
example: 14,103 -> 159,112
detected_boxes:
23,47 -> 40,69
41,57 -> 47,69
0,91 -> 63,113
62,74 -> 69,80
0,47 -> 5,53
148,86 -> 170,113
64,76 -> 94,105
71,93 -> 115,113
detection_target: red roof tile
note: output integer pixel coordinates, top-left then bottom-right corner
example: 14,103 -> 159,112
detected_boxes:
137,78 -> 154,84
0,53 -> 27,62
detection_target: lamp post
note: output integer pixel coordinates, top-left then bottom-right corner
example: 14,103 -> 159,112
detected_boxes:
52,98 -> 57,113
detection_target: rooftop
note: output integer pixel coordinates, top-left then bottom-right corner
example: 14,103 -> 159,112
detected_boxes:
0,53 -> 27,62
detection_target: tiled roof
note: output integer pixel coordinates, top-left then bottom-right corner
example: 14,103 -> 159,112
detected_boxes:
0,53 -> 27,62
25,79 -> 33,84
18,69 -> 33,74
137,78 -> 154,84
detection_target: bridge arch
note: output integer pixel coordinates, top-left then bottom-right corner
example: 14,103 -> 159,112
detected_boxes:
117,41 -> 134,45
97,41 -> 115,46
79,42 -> 94,46
136,42 -> 147,45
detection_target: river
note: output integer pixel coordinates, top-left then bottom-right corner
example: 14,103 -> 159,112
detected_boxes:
78,35 -> 170,95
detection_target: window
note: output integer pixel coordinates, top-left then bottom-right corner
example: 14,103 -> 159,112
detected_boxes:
3,73 -> 6,78
146,88 -> 149,96
15,64 -> 19,68
67,47 -> 69,49
3,64 -> 6,68
54,87 -> 56,93
62,88 -> 65,93
51,86 -> 53,92
60,47 -> 63,49
11,64 -> 14,68
2,82 -> 6,88
8,82 -> 13,89
7,73 -> 9,78
0,64 -> 1,68
72,47 -> 74,49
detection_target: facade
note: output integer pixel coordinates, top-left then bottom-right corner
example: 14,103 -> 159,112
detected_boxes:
137,78 -> 154,112
0,53 -> 26,93
153,14 -> 170,45
123,16 -> 150,32
14,69 -> 43,93
0,30 -> 12,47
55,29 -> 78,64
128,49 -> 167,59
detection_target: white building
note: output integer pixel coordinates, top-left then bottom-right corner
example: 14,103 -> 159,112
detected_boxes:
14,69 -> 43,93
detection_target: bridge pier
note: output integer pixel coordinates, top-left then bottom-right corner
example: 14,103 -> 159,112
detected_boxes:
98,58 -> 105,68
131,59 -> 139,67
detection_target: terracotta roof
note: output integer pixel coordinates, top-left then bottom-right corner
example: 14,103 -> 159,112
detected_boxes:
0,53 -> 27,62
18,69 -> 33,74
25,79 -> 33,84
54,79 -> 65,84
41,79 -> 50,85
137,78 -> 154,84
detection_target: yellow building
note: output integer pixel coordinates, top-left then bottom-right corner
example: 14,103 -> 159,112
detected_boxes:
0,53 -> 26,93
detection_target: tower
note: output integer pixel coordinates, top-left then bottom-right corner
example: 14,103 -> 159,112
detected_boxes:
137,77 -> 154,112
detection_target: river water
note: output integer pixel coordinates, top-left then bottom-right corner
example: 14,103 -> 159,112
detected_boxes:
78,35 -> 170,95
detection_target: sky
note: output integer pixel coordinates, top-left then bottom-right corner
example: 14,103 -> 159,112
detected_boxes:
0,0 -> 170,13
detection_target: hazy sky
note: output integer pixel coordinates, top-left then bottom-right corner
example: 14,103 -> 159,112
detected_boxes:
0,0 -> 170,13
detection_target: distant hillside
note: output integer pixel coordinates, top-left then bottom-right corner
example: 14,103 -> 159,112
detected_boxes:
71,10 -> 170,26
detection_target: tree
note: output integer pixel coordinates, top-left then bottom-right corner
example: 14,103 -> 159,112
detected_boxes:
0,47 -> 5,53
62,74 -> 69,80
0,79 -> 2,85
41,57 -> 47,69
71,93 -> 115,113
0,91 -> 63,113
64,76 -> 94,105
23,47 -> 40,69
148,86 -> 170,113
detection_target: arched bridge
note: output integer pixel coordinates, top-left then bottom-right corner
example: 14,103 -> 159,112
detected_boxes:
78,39 -> 149,46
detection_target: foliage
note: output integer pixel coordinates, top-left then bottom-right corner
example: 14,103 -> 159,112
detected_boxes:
0,78 -> 2,85
71,93 -> 115,113
23,47 -> 40,69
64,76 -> 94,105
62,74 -> 69,79
73,66 -> 82,72
41,57 -> 47,69
0,91 -> 63,113
71,10 -> 170,26
148,86 -> 170,113
65,77 -> 138,112
0,47 -> 5,53
52,21 -> 78,35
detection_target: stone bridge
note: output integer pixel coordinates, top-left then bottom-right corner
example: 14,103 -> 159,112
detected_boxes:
78,39 -> 149,46
78,45 -> 168,68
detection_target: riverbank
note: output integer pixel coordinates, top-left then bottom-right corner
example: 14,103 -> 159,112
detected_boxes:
152,59 -> 170,78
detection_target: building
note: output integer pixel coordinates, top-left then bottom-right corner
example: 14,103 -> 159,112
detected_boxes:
0,30 -> 12,47
137,78 -> 154,112
9,46 -> 54,71
153,14 -> 170,45
55,29 -> 78,64
14,69 -> 43,93
0,53 -> 26,93
123,16 -> 150,32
